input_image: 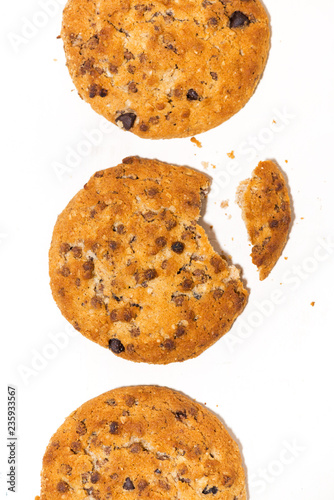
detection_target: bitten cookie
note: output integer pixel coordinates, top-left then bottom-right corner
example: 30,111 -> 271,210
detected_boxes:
61,0 -> 270,139
236,160 -> 292,280
49,157 -> 248,364
38,386 -> 247,500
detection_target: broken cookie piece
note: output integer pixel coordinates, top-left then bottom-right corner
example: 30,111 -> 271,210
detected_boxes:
236,160 -> 292,280
38,386 -> 247,500
49,157 -> 248,364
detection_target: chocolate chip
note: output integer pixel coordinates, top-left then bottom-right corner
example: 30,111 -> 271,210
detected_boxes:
89,84 -> 98,98
83,260 -> 94,279
124,50 -> 134,60
171,241 -> 185,254
115,224 -> 126,234
109,64 -> 118,73
210,71 -> 218,80
222,476 -> 234,487
162,339 -> 175,350
91,472 -> 100,484
229,11 -> 250,28
165,218 -> 177,230
109,338 -> 125,354
269,219 -> 279,228
187,89 -> 200,101
213,289 -> 224,300
138,480 -> 148,491
202,486 -> 218,495
128,82 -> 138,93
99,88 -> 108,97
130,326 -> 140,337
125,395 -> 136,407
155,236 -> 167,247
60,464 -> 72,475
135,268 -> 158,285
57,481 -> 69,493
181,278 -> 194,290
172,295 -> 185,306
60,243 -> 70,254
72,246 -> 82,258
208,17 -> 218,26
123,477 -> 135,490
210,256 -> 225,274
91,296 -> 102,308
155,469 -> 162,474
76,422 -> 87,436
128,64 -> 136,74
116,113 -> 137,131
140,123 -> 149,131
130,443 -> 142,453
60,266 -> 70,277
109,421 -> 119,434
70,441 -> 81,454
175,410 -> 187,421
175,325 -> 186,337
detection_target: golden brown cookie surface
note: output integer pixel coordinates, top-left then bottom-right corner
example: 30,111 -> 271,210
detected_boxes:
236,160 -> 292,280
39,386 -> 246,500
61,0 -> 270,139
49,157 -> 247,364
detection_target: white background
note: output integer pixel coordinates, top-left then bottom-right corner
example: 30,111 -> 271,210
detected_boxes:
1,0 -> 334,498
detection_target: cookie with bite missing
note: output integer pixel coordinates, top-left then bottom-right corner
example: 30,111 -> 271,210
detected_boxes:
38,385 -> 246,500
236,160 -> 292,280
61,0 -> 270,139
49,157 -> 247,364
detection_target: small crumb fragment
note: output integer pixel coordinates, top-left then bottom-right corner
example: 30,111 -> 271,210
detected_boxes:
284,257 -> 288,260
273,120 -> 276,124
227,151 -> 235,159
212,164 -> 216,169
191,137 -> 202,148
311,302 -> 315,307
285,160 -> 288,163
220,200 -> 229,209
201,161 -> 209,170
300,217 -> 304,220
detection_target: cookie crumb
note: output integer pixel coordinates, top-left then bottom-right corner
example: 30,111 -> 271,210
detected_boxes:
284,257 -> 288,260
201,161 -> 209,170
227,151 -> 235,159
285,160 -> 288,163
220,200 -> 229,209
191,137 -> 202,148
311,302 -> 315,307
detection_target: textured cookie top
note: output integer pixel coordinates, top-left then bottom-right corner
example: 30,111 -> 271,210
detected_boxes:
49,157 -> 247,364
61,0 -> 270,139
39,386 -> 246,500
236,160 -> 292,280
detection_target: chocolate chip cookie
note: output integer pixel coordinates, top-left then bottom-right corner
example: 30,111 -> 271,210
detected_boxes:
38,386 -> 246,500
236,160 -> 292,280
61,0 -> 270,139
49,157 -> 248,364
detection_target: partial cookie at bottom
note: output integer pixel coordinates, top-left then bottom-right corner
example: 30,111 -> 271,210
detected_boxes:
38,386 -> 247,500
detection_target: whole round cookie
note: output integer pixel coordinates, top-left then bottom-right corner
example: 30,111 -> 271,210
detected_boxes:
49,157 -> 247,364
38,386 -> 246,500
61,0 -> 270,139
